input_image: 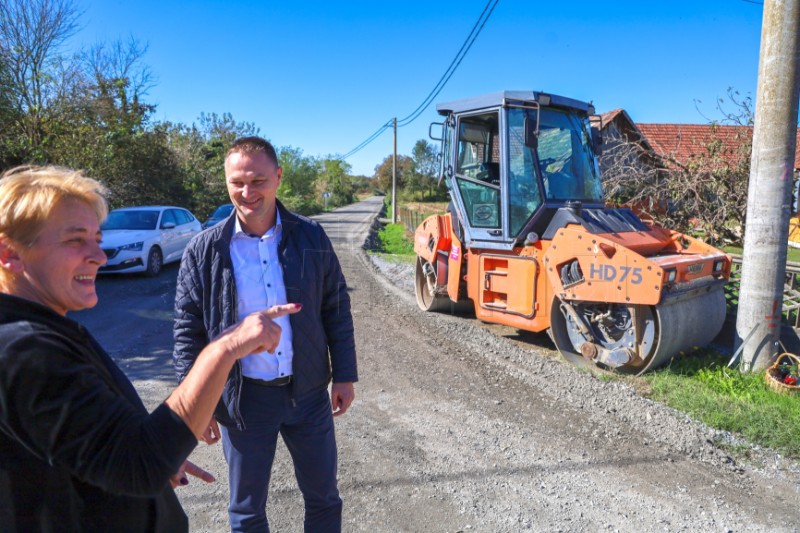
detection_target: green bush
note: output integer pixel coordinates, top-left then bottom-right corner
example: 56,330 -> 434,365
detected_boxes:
377,223 -> 415,255
279,196 -> 322,216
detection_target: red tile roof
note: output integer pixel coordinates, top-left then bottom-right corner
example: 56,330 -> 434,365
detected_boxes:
598,109 -> 625,129
635,123 -> 800,170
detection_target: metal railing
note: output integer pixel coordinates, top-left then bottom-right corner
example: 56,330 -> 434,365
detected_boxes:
726,254 -> 800,328
394,210 -> 800,327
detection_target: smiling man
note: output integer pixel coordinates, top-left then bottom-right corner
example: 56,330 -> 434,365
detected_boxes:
173,136 -> 358,533
225,148 -> 282,236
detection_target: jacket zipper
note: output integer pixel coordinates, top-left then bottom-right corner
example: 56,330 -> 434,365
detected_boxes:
230,271 -> 246,430
279,238 -> 298,410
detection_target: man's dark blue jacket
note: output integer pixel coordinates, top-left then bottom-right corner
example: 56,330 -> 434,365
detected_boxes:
173,201 -> 358,429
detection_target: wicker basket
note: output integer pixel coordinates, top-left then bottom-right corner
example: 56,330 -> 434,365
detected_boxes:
765,353 -> 800,396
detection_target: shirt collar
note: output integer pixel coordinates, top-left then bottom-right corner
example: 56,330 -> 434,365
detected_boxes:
232,208 -> 282,239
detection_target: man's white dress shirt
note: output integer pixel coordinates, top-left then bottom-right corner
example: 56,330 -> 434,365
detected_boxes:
230,210 -> 294,380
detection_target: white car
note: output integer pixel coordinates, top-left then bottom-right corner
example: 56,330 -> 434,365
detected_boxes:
99,206 -> 202,276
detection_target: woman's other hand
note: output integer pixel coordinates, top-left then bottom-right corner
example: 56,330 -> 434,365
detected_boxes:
170,460 -> 216,488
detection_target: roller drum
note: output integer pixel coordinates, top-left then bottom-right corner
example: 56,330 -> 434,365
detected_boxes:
551,281 -> 727,375
641,282 -> 727,373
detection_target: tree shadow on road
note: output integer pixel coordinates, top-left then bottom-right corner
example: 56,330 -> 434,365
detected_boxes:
320,452 -> 684,494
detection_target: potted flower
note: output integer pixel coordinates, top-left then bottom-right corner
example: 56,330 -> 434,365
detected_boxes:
766,353 -> 800,395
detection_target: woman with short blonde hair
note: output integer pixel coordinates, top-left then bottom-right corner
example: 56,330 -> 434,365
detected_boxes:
0,166 -> 107,288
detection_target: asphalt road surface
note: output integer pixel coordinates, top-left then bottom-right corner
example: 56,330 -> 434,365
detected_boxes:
74,197 -> 799,532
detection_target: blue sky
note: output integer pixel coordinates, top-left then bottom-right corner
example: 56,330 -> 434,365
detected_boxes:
68,0 -> 764,177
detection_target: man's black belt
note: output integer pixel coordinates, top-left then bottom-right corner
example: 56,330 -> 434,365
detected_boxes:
243,375 -> 292,387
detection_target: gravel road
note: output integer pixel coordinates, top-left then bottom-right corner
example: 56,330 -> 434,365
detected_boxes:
75,196 -> 800,532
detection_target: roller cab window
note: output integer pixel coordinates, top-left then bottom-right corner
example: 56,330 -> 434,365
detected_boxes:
454,112 -> 500,230
534,108 -> 603,203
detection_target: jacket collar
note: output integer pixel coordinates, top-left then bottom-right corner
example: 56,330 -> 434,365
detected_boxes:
0,292 -> 83,333
214,200 -> 300,258
275,200 -> 299,243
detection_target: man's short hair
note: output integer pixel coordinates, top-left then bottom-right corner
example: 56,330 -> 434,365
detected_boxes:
226,136 -> 279,167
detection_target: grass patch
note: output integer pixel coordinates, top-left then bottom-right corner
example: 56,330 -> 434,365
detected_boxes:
641,350 -> 800,460
370,252 -> 417,266
376,223 -> 415,256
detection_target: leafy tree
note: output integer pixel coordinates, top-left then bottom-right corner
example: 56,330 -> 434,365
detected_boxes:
318,157 -> 353,208
80,37 -> 155,134
277,146 -> 321,214
167,112 -> 260,217
404,164 -> 425,198
0,54 -> 22,168
47,37 -> 152,156
373,154 -> 413,194
0,0 -> 187,208
350,174 -> 373,195
100,127 -> 188,208
198,112 -> 259,146
0,0 -> 81,162
41,37 -> 191,209
278,146 -> 317,198
410,139 -> 440,199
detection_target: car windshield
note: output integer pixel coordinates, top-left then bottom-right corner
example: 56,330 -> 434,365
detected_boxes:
212,204 -> 234,218
102,210 -> 160,230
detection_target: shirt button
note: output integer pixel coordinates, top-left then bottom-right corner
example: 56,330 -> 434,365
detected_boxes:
267,283 -> 271,287
263,260 -> 267,264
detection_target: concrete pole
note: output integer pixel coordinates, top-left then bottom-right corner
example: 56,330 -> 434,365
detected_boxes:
736,0 -> 800,372
392,117 -> 397,224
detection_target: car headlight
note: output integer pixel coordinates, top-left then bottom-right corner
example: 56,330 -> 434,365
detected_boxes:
119,241 -> 144,252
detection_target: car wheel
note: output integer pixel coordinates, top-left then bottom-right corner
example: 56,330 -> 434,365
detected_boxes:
145,246 -> 163,277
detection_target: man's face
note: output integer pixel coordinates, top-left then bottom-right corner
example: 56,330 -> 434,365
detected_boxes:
225,151 -> 282,234
11,198 -> 107,315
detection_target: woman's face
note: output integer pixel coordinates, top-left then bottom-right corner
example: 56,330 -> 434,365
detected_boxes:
12,198 -> 107,315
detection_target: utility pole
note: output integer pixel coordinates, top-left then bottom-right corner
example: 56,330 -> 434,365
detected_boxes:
392,117 -> 397,224
736,0 -> 800,372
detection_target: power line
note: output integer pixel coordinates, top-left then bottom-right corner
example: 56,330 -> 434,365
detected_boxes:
397,0 -> 499,127
339,119 -> 393,160
339,0 -> 499,160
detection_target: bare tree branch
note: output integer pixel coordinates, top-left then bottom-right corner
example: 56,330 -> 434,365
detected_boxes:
600,117 -> 751,246
0,0 -> 81,153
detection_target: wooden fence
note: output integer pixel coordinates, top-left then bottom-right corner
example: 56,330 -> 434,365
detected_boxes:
396,206 -> 436,234
395,208 -> 800,327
